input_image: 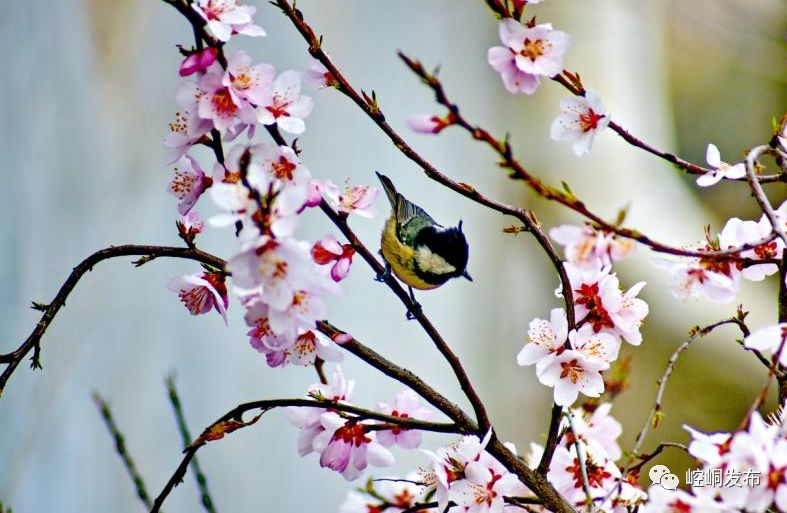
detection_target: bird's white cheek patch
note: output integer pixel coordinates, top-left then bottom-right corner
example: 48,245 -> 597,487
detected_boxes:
415,246 -> 456,275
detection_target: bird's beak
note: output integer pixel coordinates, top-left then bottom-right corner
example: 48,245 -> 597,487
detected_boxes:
462,270 -> 473,282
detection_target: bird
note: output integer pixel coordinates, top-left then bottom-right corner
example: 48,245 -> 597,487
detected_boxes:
376,171 -> 472,299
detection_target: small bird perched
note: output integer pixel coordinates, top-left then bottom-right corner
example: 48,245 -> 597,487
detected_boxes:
376,171 -> 472,295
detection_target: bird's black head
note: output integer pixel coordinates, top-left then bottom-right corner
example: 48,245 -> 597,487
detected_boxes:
413,220 -> 472,285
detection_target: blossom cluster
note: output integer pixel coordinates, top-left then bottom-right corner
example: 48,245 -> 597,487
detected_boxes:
286,368 -> 432,480
641,409 -> 787,513
408,4 -> 611,157
657,201 -> 786,303
163,1 -> 376,368
518,223 -> 647,406
338,404 -> 648,513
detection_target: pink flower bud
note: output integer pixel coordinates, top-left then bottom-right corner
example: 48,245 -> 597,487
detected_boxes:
179,47 -> 219,77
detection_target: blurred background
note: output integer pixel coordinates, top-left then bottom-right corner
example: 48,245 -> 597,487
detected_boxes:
0,0 -> 785,511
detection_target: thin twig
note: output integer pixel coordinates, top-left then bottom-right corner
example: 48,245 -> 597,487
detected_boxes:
165,374 -> 218,513
627,442 -> 688,475
317,201 -> 492,433
565,410 -> 594,513
538,403 -> 565,475
93,392 -> 154,510
742,332 -> 787,429
477,2 -> 786,184
0,245 -> 225,397
744,146 -> 787,248
149,396 -> 462,512
630,317 -> 748,457
316,320 -> 474,429
398,53 -> 780,263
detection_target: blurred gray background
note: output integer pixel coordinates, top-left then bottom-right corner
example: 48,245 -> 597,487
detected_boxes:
0,0 -> 785,511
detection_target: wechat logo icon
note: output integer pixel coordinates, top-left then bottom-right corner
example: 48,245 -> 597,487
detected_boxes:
649,464 -> 679,490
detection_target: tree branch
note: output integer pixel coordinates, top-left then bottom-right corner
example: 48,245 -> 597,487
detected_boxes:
0,245 -> 225,397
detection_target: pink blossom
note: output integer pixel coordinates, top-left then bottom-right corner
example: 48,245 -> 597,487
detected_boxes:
339,475 -> 429,513
375,389 -> 433,449
569,403 -> 623,461
498,19 -> 570,78
684,425 -> 733,467
229,20 -> 265,38
285,366 -> 354,455
424,431 -> 496,512
198,62 -> 258,132
547,442 -> 620,506
317,415 -> 395,481
549,223 -> 635,271
164,110 -> 212,164
297,179 -> 325,212
569,324 -> 621,364
550,90 -> 610,156
607,280 -> 649,346
303,57 -> 337,89
639,485 -> 726,513
680,412 -> 786,512
168,272 -> 228,323
696,143 -> 746,187
536,349 -> 608,406
324,180 -> 379,218
312,235 -> 356,282
487,21 -> 542,96
250,143 -> 312,215
191,0 -> 262,42
407,113 -> 456,134
244,301 -> 296,366
245,301 -> 342,367
744,323 -> 787,366
562,263 -> 648,345
257,70 -> 314,135
267,288 -> 329,343
451,457 -> 526,513
208,144 -> 301,238
176,210 -> 204,242
227,236 -> 320,310
287,330 -> 343,366
517,307 -> 568,371
222,51 -> 275,106
720,216 -> 783,282
656,257 -> 739,303
179,47 -> 219,77
168,155 -> 212,214
227,237 -> 338,344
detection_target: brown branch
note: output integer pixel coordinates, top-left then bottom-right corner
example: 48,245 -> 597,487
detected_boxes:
0,245 -> 225,397
270,4 -> 576,510
316,200 -> 493,433
478,3 -> 785,184
149,397 -> 462,513
273,0 -> 584,438
628,442 -> 689,476
744,146 -> 787,248
398,53 -> 781,263
316,320 -> 475,429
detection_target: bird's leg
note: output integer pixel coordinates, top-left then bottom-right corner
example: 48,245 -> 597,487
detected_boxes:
375,249 -> 392,282
375,262 -> 392,282
406,286 -> 422,320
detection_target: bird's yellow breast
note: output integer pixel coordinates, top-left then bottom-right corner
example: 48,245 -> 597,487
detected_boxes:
381,217 -> 440,290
